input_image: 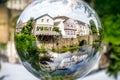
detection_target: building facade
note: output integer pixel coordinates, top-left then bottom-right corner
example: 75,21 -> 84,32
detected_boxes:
33,14 -> 61,36
35,14 -> 54,32
77,22 -> 90,36
64,19 -> 77,38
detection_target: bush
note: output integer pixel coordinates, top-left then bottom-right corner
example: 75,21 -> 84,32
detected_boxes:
53,27 -> 60,32
15,34 -> 36,51
52,47 -> 56,52
39,44 -> 47,54
21,18 -> 34,35
69,45 -> 80,52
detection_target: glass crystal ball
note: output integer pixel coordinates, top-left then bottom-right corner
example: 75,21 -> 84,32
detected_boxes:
15,0 -> 103,80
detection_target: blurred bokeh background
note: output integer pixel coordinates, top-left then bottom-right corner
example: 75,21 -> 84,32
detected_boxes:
0,0 -> 120,80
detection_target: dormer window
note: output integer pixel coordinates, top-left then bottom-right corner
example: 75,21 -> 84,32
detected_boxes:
47,19 -> 49,22
41,19 -> 44,22
71,25 -> 73,28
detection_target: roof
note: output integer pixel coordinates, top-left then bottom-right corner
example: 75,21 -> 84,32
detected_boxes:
54,22 -> 60,26
35,14 -> 53,21
77,20 -> 89,26
54,16 -> 69,20
64,28 -> 77,31
34,31 -> 60,36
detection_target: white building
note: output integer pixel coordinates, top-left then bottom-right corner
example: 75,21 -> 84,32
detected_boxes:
33,14 -> 59,36
63,19 -> 77,38
54,17 -> 90,38
17,14 -> 90,38
6,0 -> 33,10
77,21 -> 90,36
54,17 -> 78,38
35,14 -> 54,31
54,16 -> 68,37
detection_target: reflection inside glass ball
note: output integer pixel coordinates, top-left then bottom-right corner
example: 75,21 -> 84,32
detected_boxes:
15,0 -> 103,79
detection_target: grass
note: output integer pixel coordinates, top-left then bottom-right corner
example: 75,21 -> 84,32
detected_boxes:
51,44 -> 80,53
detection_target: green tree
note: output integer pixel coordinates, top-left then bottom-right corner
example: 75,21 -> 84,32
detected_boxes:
53,27 -> 60,32
93,2 -> 120,78
15,34 -> 41,70
107,44 -> 120,78
15,34 -> 36,58
21,18 -> 34,35
39,44 -> 47,53
85,0 -> 120,79
89,20 -> 97,34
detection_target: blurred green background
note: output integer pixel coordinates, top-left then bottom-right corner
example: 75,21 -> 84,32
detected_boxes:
85,0 -> 120,78
0,0 -> 120,79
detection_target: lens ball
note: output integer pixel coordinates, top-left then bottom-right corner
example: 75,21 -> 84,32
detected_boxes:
15,0 -> 103,80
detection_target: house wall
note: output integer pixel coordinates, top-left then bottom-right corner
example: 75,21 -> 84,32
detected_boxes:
35,15 -> 54,31
54,18 -> 66,36
78,23 -> 90,36
36,15 -> 54,27
64,19 -> 76,31
64,19 -> 77,38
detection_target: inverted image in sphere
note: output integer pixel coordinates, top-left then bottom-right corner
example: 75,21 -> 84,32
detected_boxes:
15,0 -> 103,80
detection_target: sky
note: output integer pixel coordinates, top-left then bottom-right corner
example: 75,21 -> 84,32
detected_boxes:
17,0 -> 100,29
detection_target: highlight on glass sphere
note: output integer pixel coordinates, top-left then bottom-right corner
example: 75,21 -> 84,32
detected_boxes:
15,0 -> 103,80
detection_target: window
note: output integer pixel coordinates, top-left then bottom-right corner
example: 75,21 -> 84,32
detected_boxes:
73,31 -> 75,35
71,31 -> 73,35
71,24 -> 73,27
47,19 -> 49,22
41,19 -> 44,22
68,31 -> 70,35
66,31 -> 68,34
37,26 -> 39,31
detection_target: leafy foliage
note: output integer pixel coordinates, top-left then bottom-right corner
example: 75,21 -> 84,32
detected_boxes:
38,44 -> 47,53
94,0 -> 120,16
15,17 -> 41,70
94,1 -> 120,78
21,18 -> 34,35
15,34 -> 36,51
102,15 -> 120,44
85,0 -> 120,78
53,27 -> 60,32
89,20 -> 97,34
15,34 -> 41,70
107,44 -> 120,78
